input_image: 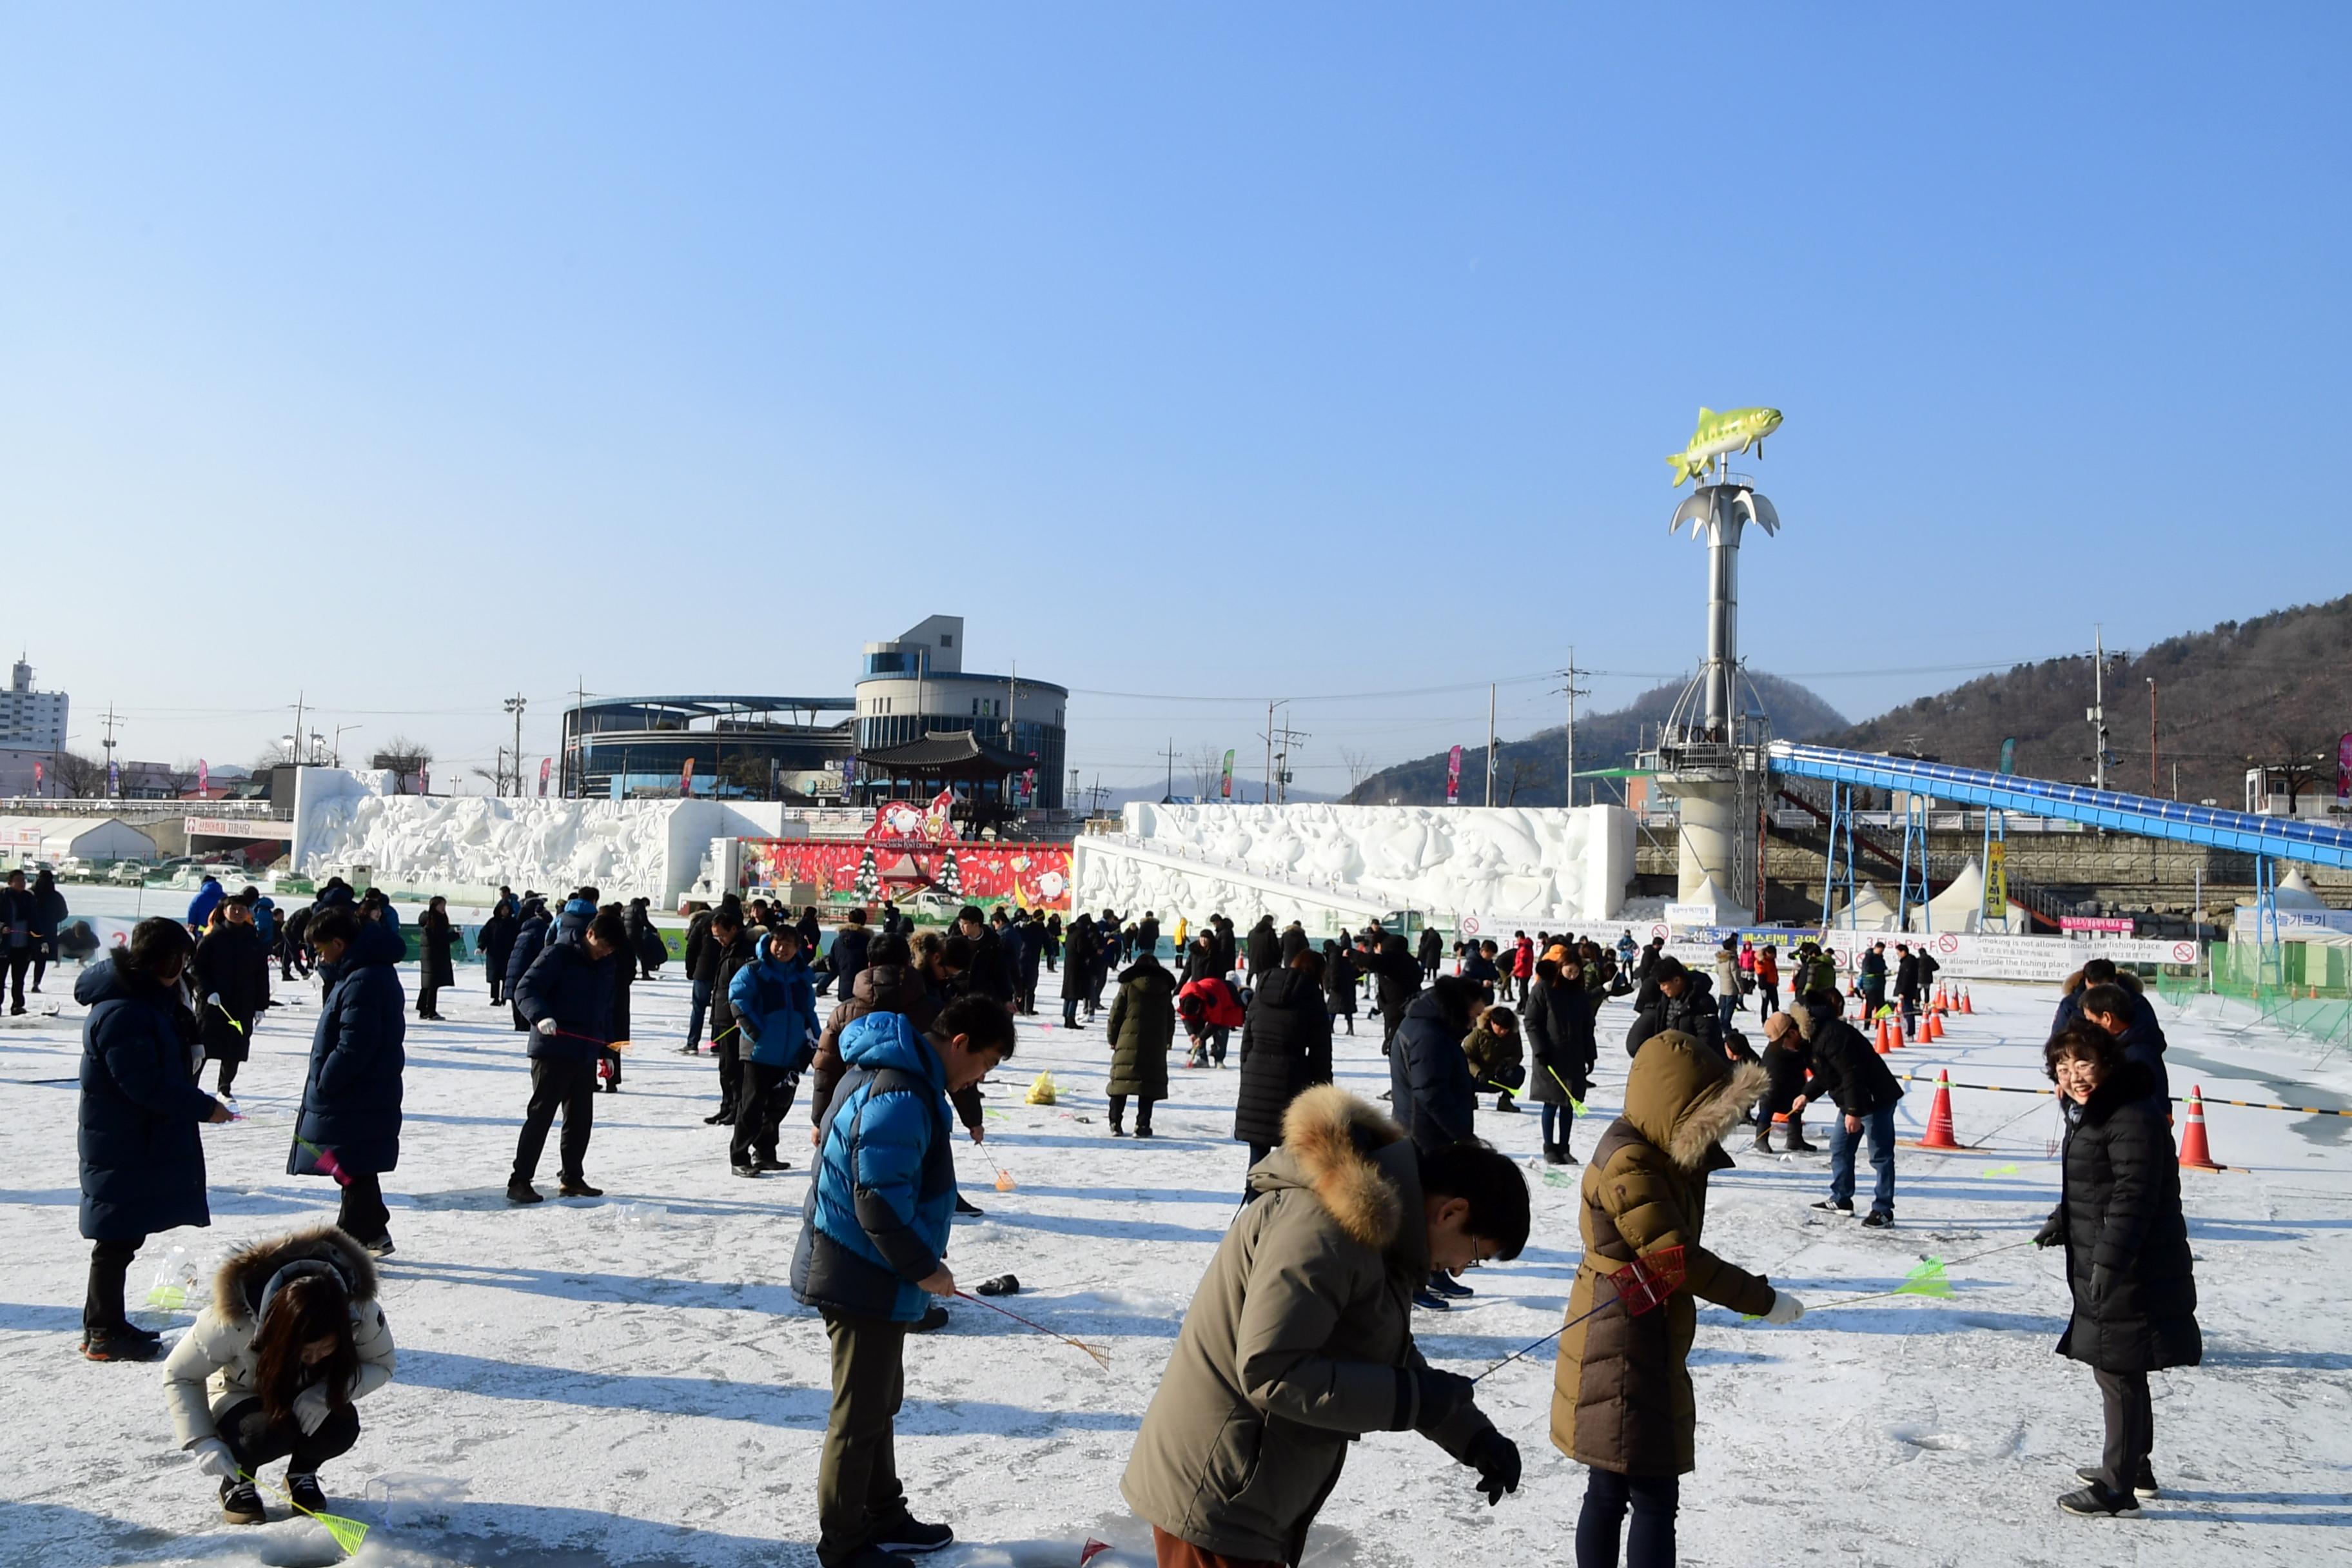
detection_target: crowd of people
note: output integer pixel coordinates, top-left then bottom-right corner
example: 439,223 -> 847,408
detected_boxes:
64,879 -> 2200,1563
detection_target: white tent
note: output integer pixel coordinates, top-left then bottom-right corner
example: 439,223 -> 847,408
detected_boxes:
0,816 -> 157,864
1672,874 -> 1749,927
1829,881 -> 1901,932
1908,858 -> 1989,932
2272,868 -> 2329,910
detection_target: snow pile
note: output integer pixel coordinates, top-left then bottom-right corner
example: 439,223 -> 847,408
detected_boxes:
1092,801 -> 1634,928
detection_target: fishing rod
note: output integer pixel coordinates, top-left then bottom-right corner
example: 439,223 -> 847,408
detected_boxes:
954,1289 -> 1110,1369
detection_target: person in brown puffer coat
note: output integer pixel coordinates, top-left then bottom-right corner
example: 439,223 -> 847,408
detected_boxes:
1106,952 -> 1176,1137
1552,1028 -> 1799,1568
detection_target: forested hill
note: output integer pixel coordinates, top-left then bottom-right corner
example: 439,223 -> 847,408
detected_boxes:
1828,594 -> 2352,807
1346,672 -> 1847,807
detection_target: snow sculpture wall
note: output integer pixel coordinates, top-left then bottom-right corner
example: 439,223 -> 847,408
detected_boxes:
291,769 -> 737,903
1080,801 -> 1634,933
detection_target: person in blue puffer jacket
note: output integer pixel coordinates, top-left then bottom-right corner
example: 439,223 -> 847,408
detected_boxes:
727,926 -> 819,1177
185,876 -> 224,935
790,997 -> 1017,1568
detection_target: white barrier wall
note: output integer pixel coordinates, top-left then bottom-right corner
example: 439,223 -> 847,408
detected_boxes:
289,770 -> 787,904
1108,801 -> 1636,928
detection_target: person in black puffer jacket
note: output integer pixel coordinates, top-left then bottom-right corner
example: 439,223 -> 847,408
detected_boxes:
1367,934 -> 1422,1055
1244,916 -> 1279,986
478,897 -> 518,1005
77,917 -> 230,1360
703,910 -> 758,1124
1232,950 -> 1335,1171
2036,1023 -> 2200,1517
507,908 -> 622,1202
1524,957 -> 1598,1165
1623,956 -> 1722,1060
191,895 -> 270,1097
291,906 -> 406,1251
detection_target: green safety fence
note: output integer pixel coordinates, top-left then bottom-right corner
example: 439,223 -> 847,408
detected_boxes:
2155,948 -> 2352,1050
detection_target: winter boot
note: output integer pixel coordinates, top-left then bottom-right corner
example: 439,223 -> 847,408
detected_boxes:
1783,1119 -> 1819,1153
912,1304 -> 949,1333
81,1324 -> 162,1362
2057,1482 -> 2138,1516
286,1473 -> 327,1514
506,1179 -> 544,1205
558,1178 -> 603,1198
1543,1142 -> 1569,1166
876,1512 -> 956,1556
220,1478 -> 266,1525
1752,1124 -> 1774,1153
1493,1092 -> 1520,1113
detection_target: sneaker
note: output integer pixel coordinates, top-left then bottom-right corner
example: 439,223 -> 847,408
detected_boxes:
912,1304 -> 949,1333
1134,1126 -> 1155,1139
1493,1099 -> 1521,1113
1427,1273 -> 1473,1299
876,1514 -> 955,1555
732,1163 -> 763,1179
362,1235 -> 395,1257
81,1324 -> 162,1362
1811,1199 -> 1853,1215
679,1043 -> 701,1054
2076,1464 -> 2160,1500
286,1472 -> 327,1514
2057,1483 -> 2138,1516
1412,1288 -> 1451,1311
558,1179 -> 603,1198
220,1478 -> 266,1524
507,1180 -> 544,1205
756,1157 -> 793,1173
1861,1210 -> 1894,1228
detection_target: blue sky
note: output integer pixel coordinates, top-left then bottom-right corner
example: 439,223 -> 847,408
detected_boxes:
3,6 -> 2345,796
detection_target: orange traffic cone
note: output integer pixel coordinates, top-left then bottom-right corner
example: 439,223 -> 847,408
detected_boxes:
1961,987 -> 1974,1015
1910,1068 -> 1965,1150
2178,1084 -> 2226,1173
1874,1017 -> 1893,1054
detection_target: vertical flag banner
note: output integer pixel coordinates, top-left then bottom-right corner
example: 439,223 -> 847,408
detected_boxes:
107,759 -> 119,798
1984,839 -> 2009,920
538,757 -> 551,796
1999,738 -> 2017,775
1219,749 -> 1234,800
419,765 -> 430,794
2337,732 -> 2351,802
679,756 -> 696,798
197,760 -> 209,796
32,761 -> 43,793
1446,745 -> 1464,805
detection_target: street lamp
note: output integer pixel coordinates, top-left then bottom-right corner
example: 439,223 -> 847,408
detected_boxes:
332,723 -> 363,769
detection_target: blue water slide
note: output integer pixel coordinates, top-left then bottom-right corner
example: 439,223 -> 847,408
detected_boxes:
1769,742 -> 2352,870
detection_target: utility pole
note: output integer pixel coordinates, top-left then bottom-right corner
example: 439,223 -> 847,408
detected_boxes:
1557,649 -> 1589,808
2087,626 -> 2109,792
1269,721 -> 1310,805
2146,677 -> 2159,796
504,694 -> 528,798
100,703 -> 121,798
1485,683 -> 1496,808
570,675 -> 588,798
1162,737 -> 1178,803
1265,700 -> 1276,806
289,691 -> 305,768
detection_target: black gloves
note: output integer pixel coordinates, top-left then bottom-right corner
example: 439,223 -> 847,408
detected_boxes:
1467,1429 -> 1521,1505
2034,1212 -> 2064,1248
1415,1367 -> 1476,1429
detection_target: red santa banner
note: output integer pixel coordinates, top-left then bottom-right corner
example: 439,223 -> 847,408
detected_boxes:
745,838 -> 1069,911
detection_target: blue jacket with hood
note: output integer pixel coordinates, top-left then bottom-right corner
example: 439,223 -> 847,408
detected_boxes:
729,943 -> 819,1070
790,1012 -> 956,1323
185,878 -> 224,931
292,919 -> 407,1175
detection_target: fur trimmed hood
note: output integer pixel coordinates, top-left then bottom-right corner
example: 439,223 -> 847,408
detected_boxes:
211,1224 -> 379,1324
1623,1030 -> 1769,1170
1275,1084 -> 1408,1248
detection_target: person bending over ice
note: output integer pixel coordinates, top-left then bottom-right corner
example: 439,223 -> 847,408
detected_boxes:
1123,1086 -> 1529,1567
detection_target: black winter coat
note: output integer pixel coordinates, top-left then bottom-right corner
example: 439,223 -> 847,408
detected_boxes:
684,909 -> 716,981
1626,977 -> 1721,1059
1059,917 -> 1096,999
513,936 -> 614,1062
1525,976 -> 1597,1105
1387,987 -> 1477,1153
609,950 -> 635,1045
1324,948 -> 1358,1015
293,920 -> 407,1175
965,927 -> 1014,1005
479,909 -> 518,976
1798,1014 -> 1903,1116
417,909 -> 456,988
77,960 -> 213,1242
706,931 -> 758,1043
1417,929 -> 1443,968
2050,1063 -> 2201,1373
191,925 -> 270,1063
1231,968 -> 1333,1148
504,911 -> 551,993
1245,920 -> 1279,981
1369,943 -> 1421,1015
830,925 -> 873,997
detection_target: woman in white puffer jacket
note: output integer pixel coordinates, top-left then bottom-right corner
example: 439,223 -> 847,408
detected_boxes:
162,1224 -> 395,1525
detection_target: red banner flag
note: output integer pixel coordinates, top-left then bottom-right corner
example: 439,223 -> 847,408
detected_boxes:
680,756 -> 696,798
538,756 -> 551,797
1446,745 -> 1464,806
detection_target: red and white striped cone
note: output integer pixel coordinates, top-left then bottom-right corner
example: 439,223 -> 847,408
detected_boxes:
2178,1084 -> 2226,1173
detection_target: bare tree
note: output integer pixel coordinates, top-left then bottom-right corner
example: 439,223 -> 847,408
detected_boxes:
1190,744 -> 1228,801
1502,754 -> 1542,807
52,750 -> 108,797
373,735 -> 436,794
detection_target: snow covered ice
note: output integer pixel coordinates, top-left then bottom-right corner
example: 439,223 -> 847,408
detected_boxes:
5,959 -> 2351,1566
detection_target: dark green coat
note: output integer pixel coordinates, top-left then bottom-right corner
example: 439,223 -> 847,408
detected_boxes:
1106,957 -> 1176,1099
